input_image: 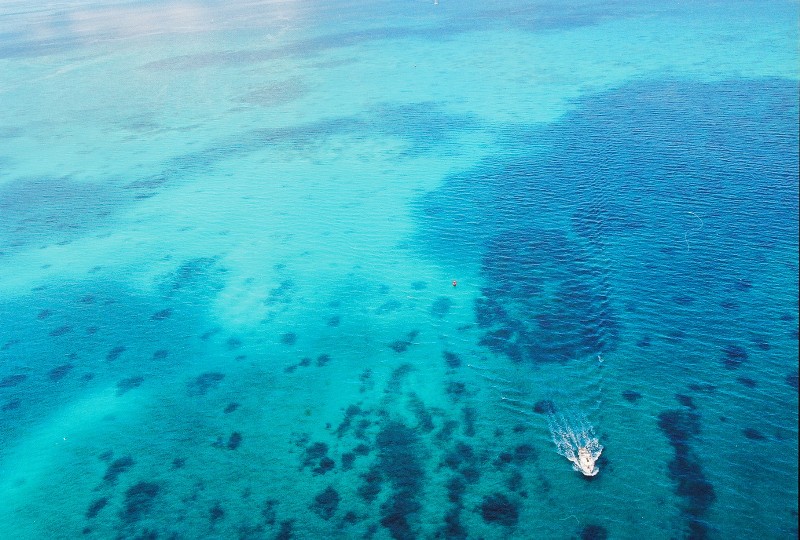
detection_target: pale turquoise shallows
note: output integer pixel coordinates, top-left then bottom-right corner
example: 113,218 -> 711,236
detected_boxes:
0,1 -> 797,539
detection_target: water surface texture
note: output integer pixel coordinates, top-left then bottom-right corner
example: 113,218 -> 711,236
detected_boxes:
1,1 -> 797,539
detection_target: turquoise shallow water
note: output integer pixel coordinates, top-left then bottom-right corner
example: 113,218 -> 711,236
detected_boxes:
0,1 -> 798,539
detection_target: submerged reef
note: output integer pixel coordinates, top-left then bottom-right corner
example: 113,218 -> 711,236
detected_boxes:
473,231 -> 620,365
480,492 -> 519,527
186,372 -> 225,396
658,398 -> 715,539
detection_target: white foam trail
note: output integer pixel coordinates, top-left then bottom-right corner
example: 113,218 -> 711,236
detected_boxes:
466,363 -> 494,372
498,402 -> 534,417
684,211 -> 704,251
547,410 -> 603,476
497,396 -> 535,407
491,385 -> 526,396
475,372 -> 513,385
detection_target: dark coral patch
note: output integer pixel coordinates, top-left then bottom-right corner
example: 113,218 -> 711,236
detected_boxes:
200,328 -> 220,340
431,297 -> 453,318
389,330 -> 418,353
160,257 -> 223,297
49,325 -> 72,337
672,295 -> 694,306
389,340 -> 410,353
187,372 -> 225,396
353,443 -> 370,456
473,231 -> 620,365
636,335 -> 651,347
301,441 -> 336,474
313,457 -> 335,475
408,393 -> 434,433
533,399 -> 556,414
461,466 -> 480,484
446,381 -> 467,400
327,315 -> 341,327
580,524 -> 609,540
106,345 -> 126,362
2,399 -> 21,411
474,295 -> 509,328
506,470 -> 523,492
224,402 -> 239,414
275,519 -> 295,540
352,418 -> 369,438
787,371 -> 799,391
311,486 -> 340,520
342,510 -> 360,526
151,308 -> 173,320
376,422 -> 424,538
317,354 -> 331,367
86,497 -> 108,519
280,332 -> 297,345
494,452 -> 513,468
261,499 -> 277,526
733,278 -> 753,291
209,501 -> 225,523
341,452 -> 356,471
442,442 -> 475,471
152,349 -> 169,360
687,383 -> 716,393
743,428 -> 766,440
358,466 -> 383,503
443,351 -> 462,368
37,309 -> 53,320
658,410 -> 700,445
513,444 -> 537,464
622,390 -> 642,403
334,404 -> 362,438
116,376 -> 144,396
722,344 -> 747,370
386,363 -> 414,394
375,299 -> 402,315
446,476 -> 466,504
0,374 -> 27,388
736,377 -> 757,388
441,507 -> 468,540
675,394 -> 696,410
121,482 -> 160,524
462,407 -> 477,437
658,409 -> 715,538
49,363 -> 74,381
750,335 -> 771,351
103,456 -> 135,484
479,493 -> 519,526
1,339 -> 20,351
227,432 -> 242,450
720,299 -> 739,310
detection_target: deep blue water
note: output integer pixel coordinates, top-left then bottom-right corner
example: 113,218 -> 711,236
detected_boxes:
0,1 -> 798,539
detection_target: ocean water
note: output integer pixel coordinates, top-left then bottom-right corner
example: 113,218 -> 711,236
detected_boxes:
0,1 -> 797,539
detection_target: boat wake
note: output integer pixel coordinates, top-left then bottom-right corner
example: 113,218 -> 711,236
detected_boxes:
547,410 -> 603,477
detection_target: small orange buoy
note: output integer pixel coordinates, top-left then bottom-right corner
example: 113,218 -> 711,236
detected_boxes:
452,280 -> 457,287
